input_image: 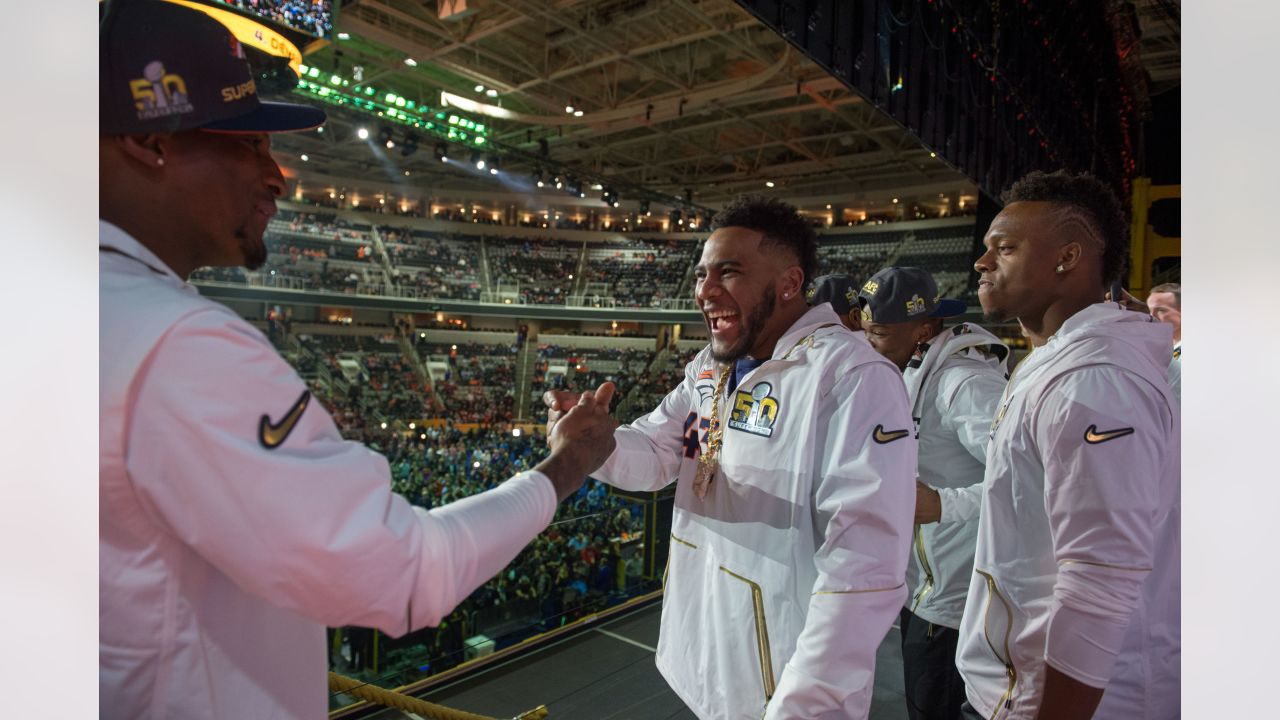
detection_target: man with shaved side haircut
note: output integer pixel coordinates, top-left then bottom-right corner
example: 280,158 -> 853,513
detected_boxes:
956,171 -> 1179,720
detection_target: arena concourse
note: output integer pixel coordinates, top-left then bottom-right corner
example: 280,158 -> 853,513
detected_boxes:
106,1 -> 1181,718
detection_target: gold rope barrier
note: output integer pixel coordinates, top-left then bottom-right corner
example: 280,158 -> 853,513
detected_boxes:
328,672 -> 548,720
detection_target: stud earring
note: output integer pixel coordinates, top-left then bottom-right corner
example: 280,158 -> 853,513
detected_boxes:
156,157 -> 165,167
1056,264 -> 1064,273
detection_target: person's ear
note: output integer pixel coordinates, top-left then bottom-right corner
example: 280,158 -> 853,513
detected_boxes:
113,133 -> 169,170
1056,241 -> 1084,274
781,266 -> 805,301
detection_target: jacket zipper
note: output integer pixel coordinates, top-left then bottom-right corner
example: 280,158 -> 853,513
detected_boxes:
974,570 -> 1017,717
910,524 -> 935,613
719,567 -> 777,701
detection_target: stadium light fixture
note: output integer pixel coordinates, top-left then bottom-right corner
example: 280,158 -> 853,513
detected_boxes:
337,32 -> 350,40
434,142 -> 448,162
574,110 -> 584,117
401,133 -> 418,157
408,422 -> 416,429
380,422 -> 387,429
356,127 -> 369,140
300,154 -> 309,161
486,88 -> 498,98
565,104 -> 575,114
404,58 -> 418,67
765,180 -> 775,188
475,84 -> 485,93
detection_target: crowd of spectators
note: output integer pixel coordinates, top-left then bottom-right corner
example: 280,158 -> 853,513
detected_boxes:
582,238 -> 695,308
531,345 -> 652,417
488,237 -> 579,304
621,347 -> 699,422
385,229 -> 483,301
346,425 -> 648,681
220,0 -> 332,38
419,341 -> 518,423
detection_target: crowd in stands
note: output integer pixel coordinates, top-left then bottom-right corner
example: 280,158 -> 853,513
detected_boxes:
622,347 -> 699,422
342,425 -> 648,681
222,0 -> 332,38
385,229 -> 483,301
489,237 -> 579,304
581,238 -> 694,308
191,205 -> 979,312
419,341 -> 518,423
531,345 -> 653,416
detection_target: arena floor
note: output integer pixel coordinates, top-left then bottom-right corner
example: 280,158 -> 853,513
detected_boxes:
369,601 -> 908,719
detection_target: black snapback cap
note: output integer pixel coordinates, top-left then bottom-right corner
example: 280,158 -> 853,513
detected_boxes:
806,274 -> 859,315
100,0 -> 325,135
856,266 -> 967,325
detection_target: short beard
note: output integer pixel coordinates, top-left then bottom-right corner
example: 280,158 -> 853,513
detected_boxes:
710,281 -> 776,363
237,226 -> 267,270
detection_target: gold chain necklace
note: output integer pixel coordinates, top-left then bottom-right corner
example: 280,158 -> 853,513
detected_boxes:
692,363 -> 732,499
690,324 -> 840,499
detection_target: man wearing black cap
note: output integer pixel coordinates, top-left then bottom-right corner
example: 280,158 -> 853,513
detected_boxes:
856,267 -> 1008,720
805,273 -> 861,330
99,2 -> 616,717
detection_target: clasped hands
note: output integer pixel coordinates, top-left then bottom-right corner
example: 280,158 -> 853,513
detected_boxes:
532,382 -> 621,501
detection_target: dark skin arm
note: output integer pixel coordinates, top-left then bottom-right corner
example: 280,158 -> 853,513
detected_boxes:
1034,664 -> 1105,720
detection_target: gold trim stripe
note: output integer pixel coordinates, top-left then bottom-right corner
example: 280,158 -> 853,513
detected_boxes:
718,566 -> 777,700
814,582 -> 905,596
670,533 -> 698,550
1059,559 -> 1152,572
974,570 -> 1017,717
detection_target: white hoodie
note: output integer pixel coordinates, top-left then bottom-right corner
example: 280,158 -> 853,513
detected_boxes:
955,303 -> 1179,719
594,304 -> 917,719
903,323 -> 1009,629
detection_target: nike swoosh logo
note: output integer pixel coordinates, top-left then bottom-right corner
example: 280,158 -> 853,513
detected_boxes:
873,424 -> 911,444
1083,424 -> 1134,444
259,390 -> 311,449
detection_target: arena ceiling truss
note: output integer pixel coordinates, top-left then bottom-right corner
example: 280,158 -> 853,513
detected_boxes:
272,0 -> 1177,219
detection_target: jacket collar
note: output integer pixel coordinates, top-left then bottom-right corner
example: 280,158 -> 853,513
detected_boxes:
767,303 -> 845,362
99,219 -> 186,285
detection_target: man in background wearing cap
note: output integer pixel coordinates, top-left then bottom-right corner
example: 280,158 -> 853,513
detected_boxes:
855,267 -> 1008,720
956,171 -> 1179,720
99,2 -> 616,718
805,273 -> 862,330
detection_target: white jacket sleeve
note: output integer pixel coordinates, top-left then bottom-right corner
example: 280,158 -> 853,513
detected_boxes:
124,311 -> 557,636
935,366 -> 1006,524
592,361 -> 696,492
765,361 -> 916,719
1033,367 -> 1169,688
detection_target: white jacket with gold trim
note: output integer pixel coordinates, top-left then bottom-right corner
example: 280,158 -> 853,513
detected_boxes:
903,323 -> 1009,630
100,221 -> 558,719
955,304 -> 1180,720
595,304 -> 916,720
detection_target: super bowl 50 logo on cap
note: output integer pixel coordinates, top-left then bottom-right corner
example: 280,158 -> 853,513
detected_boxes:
728,382 -> 779,438
131,61 -> 193,121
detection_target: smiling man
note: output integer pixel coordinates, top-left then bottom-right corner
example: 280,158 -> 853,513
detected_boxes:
545,195 -> 916,719
955,171 -> 1180,720
100,2 -> 618,718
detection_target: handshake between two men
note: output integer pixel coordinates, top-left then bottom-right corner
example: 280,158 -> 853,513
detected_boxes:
533,382 -> 623,501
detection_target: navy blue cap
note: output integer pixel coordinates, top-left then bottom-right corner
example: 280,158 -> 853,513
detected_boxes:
856,267 -> 967,324
805,274 -> 859,315
100,0 -> 325,135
